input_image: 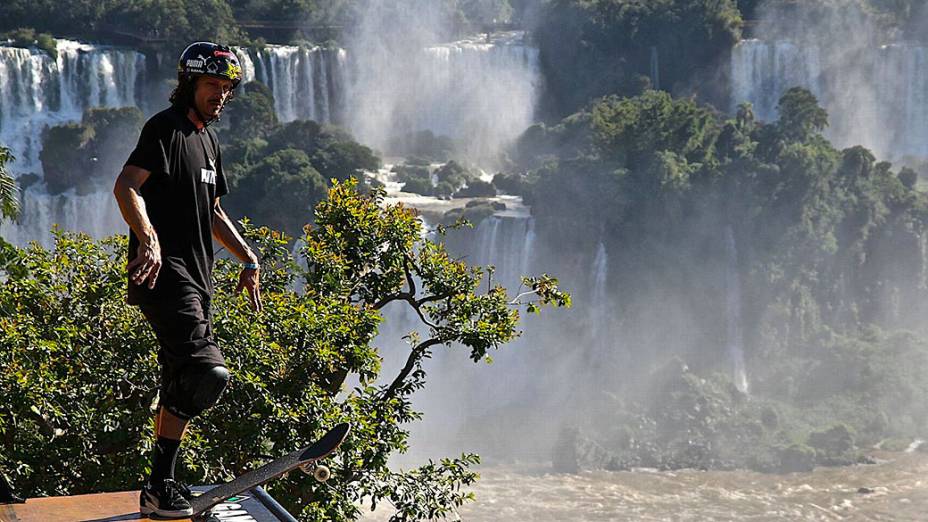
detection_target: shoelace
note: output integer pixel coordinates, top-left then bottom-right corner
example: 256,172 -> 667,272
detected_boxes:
176,481 -> 193,500
161,479 -> 191,504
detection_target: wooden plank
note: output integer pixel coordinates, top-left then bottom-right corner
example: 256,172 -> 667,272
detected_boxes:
0,491 -> 192,522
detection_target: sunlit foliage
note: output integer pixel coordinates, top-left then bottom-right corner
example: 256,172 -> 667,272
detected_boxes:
0,180 -> 569,519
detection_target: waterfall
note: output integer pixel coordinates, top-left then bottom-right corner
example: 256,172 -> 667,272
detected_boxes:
730,39 -> 823,124
2,33 -> 540,248
476,217 -> 501,270
345,31 -> 541,164
472,216 -> 537,288
235,47 -> 257,84
724,226 -> 749,394
400,215 -> 550,460
588,241 -> 611,350
650,46 -> 660,90
590,242 -> 608,314
244,45 -> 343,124
0,40 -> 145,246
0,40 -> 145,176
0,190 -> 123,248
730,38 -> 928,161
521,218 -> 535,278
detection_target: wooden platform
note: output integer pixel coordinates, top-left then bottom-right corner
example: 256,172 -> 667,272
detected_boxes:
0,487 -> 287,522
0,491 -> 178,522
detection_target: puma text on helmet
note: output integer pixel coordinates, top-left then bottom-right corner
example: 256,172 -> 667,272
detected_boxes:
177,42 -> 243,88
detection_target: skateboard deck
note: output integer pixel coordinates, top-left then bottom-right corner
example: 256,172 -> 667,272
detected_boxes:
190,422 -> 350,517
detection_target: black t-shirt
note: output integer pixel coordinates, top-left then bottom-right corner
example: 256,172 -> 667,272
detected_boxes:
124,106 -> 229,305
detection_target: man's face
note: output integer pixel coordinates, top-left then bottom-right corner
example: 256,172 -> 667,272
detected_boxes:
193,76 -> 234,119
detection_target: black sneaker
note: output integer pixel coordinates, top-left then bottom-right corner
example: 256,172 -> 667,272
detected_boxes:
175,480 -> 194,501
139,479 -> 193,518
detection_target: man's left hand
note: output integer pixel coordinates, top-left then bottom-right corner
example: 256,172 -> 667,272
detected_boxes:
236,266 -> 262,312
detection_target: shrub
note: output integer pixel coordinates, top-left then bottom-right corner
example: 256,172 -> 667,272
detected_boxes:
40,108 -> 143,195
2,28 -> 57,59
401,176 -> 434,196
455,180 -> 496,198
0,180 -> 570,520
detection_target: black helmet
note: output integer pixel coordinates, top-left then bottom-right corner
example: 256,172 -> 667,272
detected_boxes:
177,41 -> 243,88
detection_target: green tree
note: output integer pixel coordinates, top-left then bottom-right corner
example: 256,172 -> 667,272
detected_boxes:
591,90 -> 720,168
105,0 -> 243,48
776,87 -> 829,142
262,119 -> 380,188
265,119 -> 338,157
224,81 -> 279,139
39,107 -> 143,195
225,148 -> 328,239
535,0 -> 742,117
0,180 -> 568,519
39,123 -> 89,195
0,146 -> 18,222
310,140 -> 381,182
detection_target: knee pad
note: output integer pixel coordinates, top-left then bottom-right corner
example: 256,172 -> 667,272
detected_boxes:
168,365 -> 230,419
190,365 -> 230,415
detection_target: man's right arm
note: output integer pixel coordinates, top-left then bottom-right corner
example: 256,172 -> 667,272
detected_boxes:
113,165 -> 162,289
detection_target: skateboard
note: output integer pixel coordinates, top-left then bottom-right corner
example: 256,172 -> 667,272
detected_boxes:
190,422 -> 350,518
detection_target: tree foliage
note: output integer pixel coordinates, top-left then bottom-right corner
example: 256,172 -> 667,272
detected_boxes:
39,108 -> 144,195
225,149 -> 328,239
0,180 -> 569,519
0,0 -> 519,49
515,88 -> 928,468
0,145 -> 19,222
221,93 -> 382,237
535,0 -> 743,117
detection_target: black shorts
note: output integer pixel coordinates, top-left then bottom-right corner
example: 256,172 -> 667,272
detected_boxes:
138,292 -> 226,415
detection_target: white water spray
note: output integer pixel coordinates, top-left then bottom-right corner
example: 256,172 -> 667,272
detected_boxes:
724,226 -> 749,394
730,18 -> 928,161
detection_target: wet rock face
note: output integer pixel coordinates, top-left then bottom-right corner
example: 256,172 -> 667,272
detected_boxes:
808,424 -> 858,466
777,444 -> 816,473
552,426 -> 616,473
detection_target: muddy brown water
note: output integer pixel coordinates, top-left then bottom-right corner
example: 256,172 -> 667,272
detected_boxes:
361,451 -> 928,521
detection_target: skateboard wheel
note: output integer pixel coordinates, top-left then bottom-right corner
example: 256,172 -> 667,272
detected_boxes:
313,465 -> 331,482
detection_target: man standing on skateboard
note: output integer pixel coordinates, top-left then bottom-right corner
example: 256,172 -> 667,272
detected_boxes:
113,42 -> 262,519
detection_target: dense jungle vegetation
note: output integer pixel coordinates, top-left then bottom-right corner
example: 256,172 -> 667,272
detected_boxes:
0,0 -> 525,49
505,86 -> 928,472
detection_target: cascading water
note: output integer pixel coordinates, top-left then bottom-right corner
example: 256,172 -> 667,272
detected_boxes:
390,215 -> 554,460
244,46 -> 346,124
0,40 -> 144,175
730,39 -> 823,124
2,31 -> 541,247
587,241 -> 613,364
521,218 -> 535,277
724,226 -> 749,394
730,38 -> 928,161
0,40 -> 145,247
345,28 -> 541,164
0,192 -> 124,248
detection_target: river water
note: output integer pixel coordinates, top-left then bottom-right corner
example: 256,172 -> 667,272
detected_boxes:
361,451 -> 928,521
